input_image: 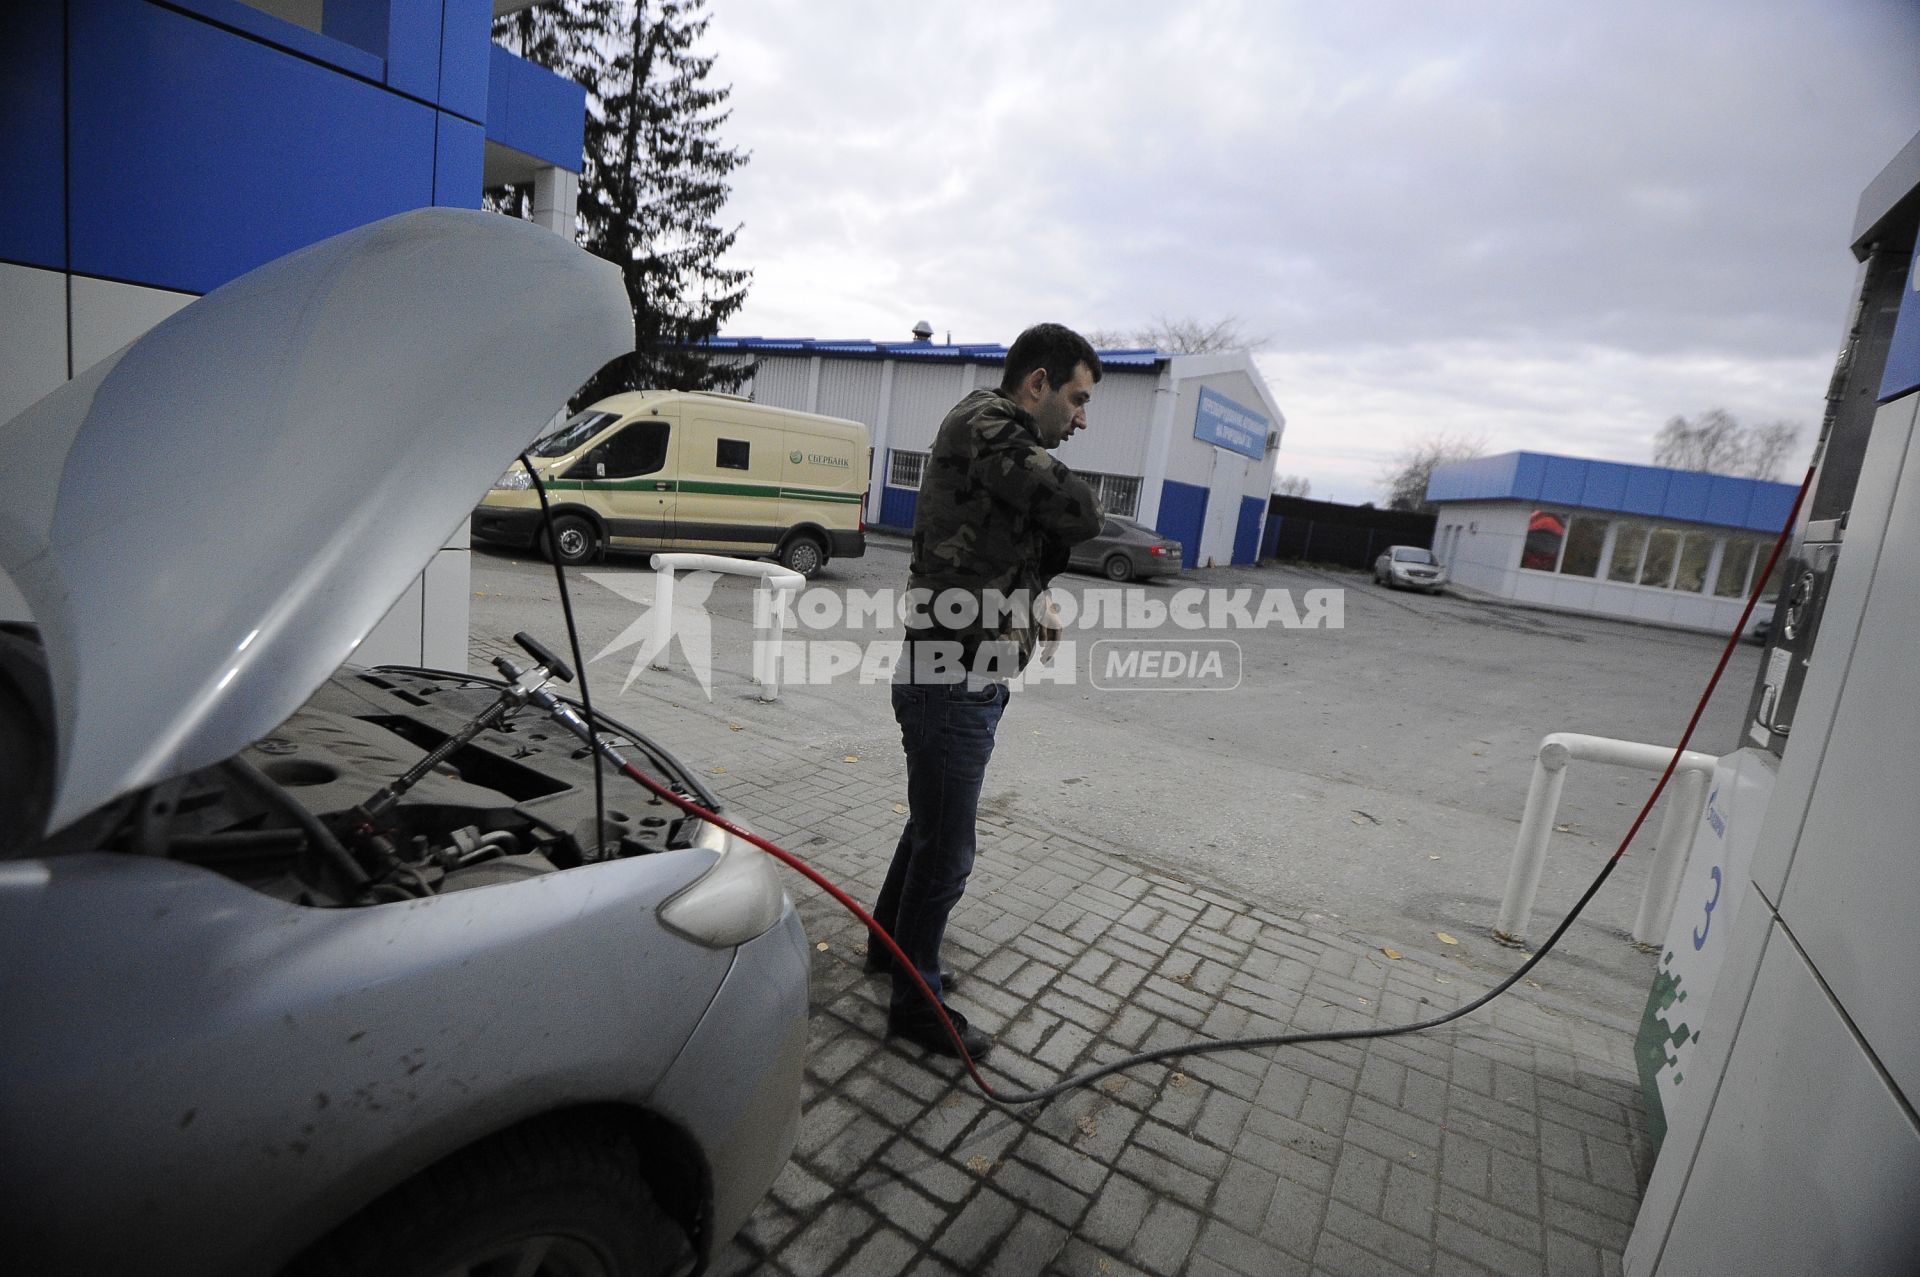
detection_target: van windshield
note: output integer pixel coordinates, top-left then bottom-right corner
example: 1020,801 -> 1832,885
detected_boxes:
531,410 -> 618,458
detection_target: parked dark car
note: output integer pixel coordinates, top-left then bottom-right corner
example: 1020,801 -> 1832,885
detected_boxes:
1069,515 -> 1184,582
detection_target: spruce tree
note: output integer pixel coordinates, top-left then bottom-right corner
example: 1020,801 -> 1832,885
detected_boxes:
493,1 -> 750,397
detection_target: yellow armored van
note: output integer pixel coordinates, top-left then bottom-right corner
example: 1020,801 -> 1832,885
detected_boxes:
474,390 -> 869,576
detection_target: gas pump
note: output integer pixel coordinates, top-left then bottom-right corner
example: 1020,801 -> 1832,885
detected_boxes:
1626,131 -> 1920,1275
1744,235 -> 1909,750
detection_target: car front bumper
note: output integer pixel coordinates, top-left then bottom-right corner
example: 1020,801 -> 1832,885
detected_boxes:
470,504 -> 545,550
647,904 -> 812,1257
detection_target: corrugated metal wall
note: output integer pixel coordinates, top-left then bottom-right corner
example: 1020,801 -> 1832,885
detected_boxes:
888,363 -> 972,449
816,357 -> 881,427
1054,368 -> 1157,476
747,354 -> 813,409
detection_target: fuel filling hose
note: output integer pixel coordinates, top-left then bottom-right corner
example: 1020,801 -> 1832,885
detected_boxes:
523,456 -> 1814,1109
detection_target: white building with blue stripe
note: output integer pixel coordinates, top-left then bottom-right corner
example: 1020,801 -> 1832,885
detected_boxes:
2,0 -> 592,664
1426,451 -> 1798,632
698,337 -> 1287,571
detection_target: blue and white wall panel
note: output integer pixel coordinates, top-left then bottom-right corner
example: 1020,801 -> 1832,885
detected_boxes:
1160,363 -> 1282,566
1,0 -> 589,657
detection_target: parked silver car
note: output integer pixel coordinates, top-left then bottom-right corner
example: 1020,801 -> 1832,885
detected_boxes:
0,211 -> 809,1277
1068,515 -> 1185,582
1373,544 -> 1449,592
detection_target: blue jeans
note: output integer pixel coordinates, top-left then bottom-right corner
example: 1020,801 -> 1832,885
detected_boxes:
872,678 -> 1009,1017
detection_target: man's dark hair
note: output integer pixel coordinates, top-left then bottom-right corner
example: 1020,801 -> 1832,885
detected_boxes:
999,323 -> 1102,396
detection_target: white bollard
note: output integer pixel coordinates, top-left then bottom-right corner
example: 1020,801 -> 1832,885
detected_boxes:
1493,733 -> 1719,948
1634,767 -> 1710,946
646,553 -> 804,699
649,563 -> 675,671
1495,742 -> 1571,945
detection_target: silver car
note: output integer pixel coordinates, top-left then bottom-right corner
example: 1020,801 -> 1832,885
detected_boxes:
0,211 -> 808,1277
1373,544 -> 1449,593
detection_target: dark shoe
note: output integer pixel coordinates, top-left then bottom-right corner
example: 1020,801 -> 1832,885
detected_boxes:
888,1005 -> 992,1059
863,947 -> 959,991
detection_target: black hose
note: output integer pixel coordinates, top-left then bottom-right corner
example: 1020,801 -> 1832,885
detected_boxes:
579,462 -> 1818,1108
521,454 -> 607,861
221,757 -> 369,892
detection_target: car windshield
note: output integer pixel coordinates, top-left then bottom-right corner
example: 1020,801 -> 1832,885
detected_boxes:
530,410 -> 618,458
1392,548 -> 1437,564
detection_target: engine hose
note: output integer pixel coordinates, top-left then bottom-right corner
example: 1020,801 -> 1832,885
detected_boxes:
584,464 -> 1813,1109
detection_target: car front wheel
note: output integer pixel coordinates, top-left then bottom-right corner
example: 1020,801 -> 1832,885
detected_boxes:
286,1119 -> 689,1277
544,514 -> 600,566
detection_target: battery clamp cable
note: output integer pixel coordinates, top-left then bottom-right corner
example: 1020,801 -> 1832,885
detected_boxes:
517,454 -> 1815,1109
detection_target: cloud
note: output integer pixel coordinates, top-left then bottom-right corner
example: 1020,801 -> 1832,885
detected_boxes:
699,0 -> 1919,496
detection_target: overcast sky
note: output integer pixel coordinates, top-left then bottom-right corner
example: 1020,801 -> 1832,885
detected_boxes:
699,1 -> 1920,504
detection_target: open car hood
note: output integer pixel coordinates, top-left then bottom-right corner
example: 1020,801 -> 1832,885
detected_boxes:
0,209 -> 632,835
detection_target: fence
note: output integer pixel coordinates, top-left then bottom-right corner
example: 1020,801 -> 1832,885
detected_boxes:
1262,497 -> 1437,570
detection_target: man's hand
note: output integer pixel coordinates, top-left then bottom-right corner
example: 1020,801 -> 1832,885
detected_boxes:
1036,591 -> 1064,665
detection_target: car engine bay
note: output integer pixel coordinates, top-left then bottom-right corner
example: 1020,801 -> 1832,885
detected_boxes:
0,625 -> 713,909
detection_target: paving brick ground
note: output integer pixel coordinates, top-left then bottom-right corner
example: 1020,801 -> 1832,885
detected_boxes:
469,631 -> 1652,1277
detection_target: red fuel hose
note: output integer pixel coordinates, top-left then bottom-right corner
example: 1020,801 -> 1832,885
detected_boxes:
538,457 -> 1816,1108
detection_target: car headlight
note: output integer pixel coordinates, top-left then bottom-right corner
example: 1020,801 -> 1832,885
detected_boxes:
657,817 -> 787,947
492,469 -> 533,490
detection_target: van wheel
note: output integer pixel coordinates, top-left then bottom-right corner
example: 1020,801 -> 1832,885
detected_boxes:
285,1119 -> 689,1277
1103,554 -> 1134,582
545,515 -> 600,566
779,534 -> 826,578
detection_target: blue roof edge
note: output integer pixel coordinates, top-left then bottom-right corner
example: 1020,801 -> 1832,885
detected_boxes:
687,336 -> 1169,368
1427,450 -> 1798,533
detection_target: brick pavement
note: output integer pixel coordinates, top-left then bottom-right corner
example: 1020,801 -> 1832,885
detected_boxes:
469,634 -> 1650,1276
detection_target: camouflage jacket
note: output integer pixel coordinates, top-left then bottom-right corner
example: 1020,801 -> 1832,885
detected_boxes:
905,389 -> 1102,673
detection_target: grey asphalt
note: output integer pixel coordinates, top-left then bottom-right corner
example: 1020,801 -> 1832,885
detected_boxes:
468,534 -> 1762,1274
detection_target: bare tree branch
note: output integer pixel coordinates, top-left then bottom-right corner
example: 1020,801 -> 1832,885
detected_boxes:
1653,409 -> 1800,479
1381,432 -> 1488,513
1087,314 -> 1267,355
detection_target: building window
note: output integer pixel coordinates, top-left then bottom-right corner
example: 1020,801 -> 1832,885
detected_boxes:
1714,538 -> 1758,598
1675,532 -> 1716,593
1639,528 -> 1680,588
889,449 -> 927,490
716,438 -> 750,470
1559,516 -> 1608,577
1521,511 -> 1566,571
1608,525 -> 1649,583
1085,471 -> 1142,519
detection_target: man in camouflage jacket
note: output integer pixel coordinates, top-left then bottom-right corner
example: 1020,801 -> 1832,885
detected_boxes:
867,323 -> 1104,1058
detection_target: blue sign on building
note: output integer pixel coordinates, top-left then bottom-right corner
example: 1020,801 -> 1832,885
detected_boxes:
1193,387 -> 1268,459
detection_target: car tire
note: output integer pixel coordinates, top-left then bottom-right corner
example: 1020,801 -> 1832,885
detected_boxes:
286,1118 -> 689,1277
544,514 -> 600,566
1103,554 -> 1134,582
779,533 -> 827,578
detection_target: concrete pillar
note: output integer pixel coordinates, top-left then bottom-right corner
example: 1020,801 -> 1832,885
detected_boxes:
868,360 -> 895,524
532,166 -> 578,238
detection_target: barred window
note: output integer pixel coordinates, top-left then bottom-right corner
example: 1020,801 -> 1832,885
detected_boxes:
1085,471 -> 1141,519
889,449 -> 927,490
